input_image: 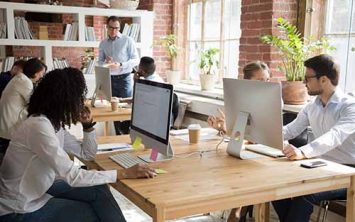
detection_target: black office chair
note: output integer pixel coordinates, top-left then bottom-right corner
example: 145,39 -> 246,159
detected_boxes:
171,93 -> 180,128
283,112 -> 308,147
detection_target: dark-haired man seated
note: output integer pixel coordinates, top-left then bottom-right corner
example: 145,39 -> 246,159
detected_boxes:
134,56 -> 164,83
273,54 -> 355,222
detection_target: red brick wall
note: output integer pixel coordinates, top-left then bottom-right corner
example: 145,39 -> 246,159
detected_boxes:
150,0 -> 173,79
239,0 -> 298,80
6,0 -> 173,73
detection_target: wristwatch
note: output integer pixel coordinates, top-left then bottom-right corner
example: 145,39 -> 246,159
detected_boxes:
119,62 -> 122,67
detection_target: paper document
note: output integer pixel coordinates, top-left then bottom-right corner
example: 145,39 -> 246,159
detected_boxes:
98,143 -> 132,152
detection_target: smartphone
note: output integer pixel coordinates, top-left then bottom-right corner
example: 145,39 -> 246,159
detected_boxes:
300,160 -> 327,168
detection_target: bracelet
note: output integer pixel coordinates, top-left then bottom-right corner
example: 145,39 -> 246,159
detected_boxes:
82,121 -> 96,130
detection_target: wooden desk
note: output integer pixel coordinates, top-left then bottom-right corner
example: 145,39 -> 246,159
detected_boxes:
90,106 -> 131,136
92,136 -> 355,222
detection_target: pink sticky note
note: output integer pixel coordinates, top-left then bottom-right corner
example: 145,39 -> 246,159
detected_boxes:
150,149 -> 158,161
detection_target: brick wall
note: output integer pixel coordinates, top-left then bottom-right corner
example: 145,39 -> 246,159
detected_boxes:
238,0 -> 298,80
150,0 -> 173,79
6,0 -> 173,75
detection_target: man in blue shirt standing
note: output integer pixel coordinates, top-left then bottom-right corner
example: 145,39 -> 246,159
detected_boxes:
99,16 -> 139,134
0,60 -> 26,98
273,54 -> 355,222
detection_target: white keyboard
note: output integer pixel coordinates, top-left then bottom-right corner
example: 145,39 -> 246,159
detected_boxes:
245,144 -> 285,158
109,153 -> 147,169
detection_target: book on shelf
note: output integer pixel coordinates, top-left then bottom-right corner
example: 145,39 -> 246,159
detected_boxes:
122,23 -> 140,42
84,59 -> 96,74
63,22 -> 78,41
53,58 -> 69,70
0,22 -> 7,39
14,17 -> 33,40
85,26 -> 96,41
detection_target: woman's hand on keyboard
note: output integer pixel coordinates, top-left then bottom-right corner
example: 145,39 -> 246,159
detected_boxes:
124,163 -> 157,179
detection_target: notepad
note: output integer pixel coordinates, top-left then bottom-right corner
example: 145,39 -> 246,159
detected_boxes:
98,143 -> 132,152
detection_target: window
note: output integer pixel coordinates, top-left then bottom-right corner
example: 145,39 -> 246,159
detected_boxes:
324,0 -> 355,93
186,0 -> 241,84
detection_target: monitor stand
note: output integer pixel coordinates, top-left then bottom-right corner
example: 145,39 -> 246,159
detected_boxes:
226,111 -> 251,159
90,85 -> 99,107
138,143 -> 174,163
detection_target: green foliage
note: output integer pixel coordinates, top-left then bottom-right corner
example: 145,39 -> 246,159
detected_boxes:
261,17 -> 335,81
199,48 -> 219,75
160,34 -> 179,59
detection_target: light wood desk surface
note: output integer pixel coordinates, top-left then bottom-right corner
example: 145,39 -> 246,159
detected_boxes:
89,106 -> 131,136
92,135 -> 355,222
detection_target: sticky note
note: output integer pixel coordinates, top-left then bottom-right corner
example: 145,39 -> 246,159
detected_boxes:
155,169 -> 168,174
150,149 -> 158,161
132,137 -> 142,150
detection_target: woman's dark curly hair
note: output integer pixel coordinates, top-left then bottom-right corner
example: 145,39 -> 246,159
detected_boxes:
28,67 -> 87,131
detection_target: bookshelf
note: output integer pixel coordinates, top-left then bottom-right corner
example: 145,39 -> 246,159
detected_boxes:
0,2 -> 154,70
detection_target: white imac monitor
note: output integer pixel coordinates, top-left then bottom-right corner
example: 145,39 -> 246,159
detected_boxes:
223,78 -> 283,158
91,66 -> 112,107
130,79 -> 174,162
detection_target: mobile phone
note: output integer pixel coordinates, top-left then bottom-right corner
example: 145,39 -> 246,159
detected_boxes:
300,160 -> 327,168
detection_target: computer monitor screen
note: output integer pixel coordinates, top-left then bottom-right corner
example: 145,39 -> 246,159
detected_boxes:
130,79 -> 173,160
92,66 -> 112,103
223,78 -> 283,150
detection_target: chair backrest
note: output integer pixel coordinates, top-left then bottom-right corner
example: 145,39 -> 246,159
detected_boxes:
172,93 -> 180,124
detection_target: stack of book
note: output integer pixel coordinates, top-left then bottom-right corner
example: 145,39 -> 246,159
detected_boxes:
63,22 -> 78,41
14,17 -> 33,39
53,58 -> 69,69
85,26 -> 96,41
122,23 -> 140,42
0,22 -> 6,39
84,59 -> 96,74
1,57 -> 15,72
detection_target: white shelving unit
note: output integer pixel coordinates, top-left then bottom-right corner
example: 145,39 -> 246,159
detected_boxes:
0,2 -> 154,70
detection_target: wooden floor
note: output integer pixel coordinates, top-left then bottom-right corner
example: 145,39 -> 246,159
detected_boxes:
111,188 -> 345,222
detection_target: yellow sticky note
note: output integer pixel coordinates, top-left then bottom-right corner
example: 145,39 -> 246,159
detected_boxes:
132,137 -> 142,150
155,169 -> 168,174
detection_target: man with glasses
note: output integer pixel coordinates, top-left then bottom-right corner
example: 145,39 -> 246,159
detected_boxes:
272,54 -> 355,222
98,16 -> 139,134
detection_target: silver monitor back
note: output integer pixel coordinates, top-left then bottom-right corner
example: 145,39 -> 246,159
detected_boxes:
92,66 -> 112,104
130,79 -> 174,161
223,78 -> 283,149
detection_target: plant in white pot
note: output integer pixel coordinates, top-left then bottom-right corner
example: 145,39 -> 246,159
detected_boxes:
160,34 -> 180,85
199,48 -> 219,91
261,17 -> 335,104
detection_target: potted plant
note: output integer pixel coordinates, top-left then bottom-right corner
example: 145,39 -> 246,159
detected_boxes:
160,34 -> 180,85
261,17 -> 335,104
199,48 -> 219,90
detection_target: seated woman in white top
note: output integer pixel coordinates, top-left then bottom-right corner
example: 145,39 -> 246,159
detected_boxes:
0,58 -> 46,156
207,61 -> 270,222
0,68 -> 155,222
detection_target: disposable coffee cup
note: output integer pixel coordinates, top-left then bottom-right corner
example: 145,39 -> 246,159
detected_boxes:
188,124 -> 201,144
111,97 -> 119,111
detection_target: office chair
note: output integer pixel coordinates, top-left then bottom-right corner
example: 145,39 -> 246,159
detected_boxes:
171,93 -> 180,128
316,200 -> 346,222
283,112 -> 308,147
316,164 -> 353,222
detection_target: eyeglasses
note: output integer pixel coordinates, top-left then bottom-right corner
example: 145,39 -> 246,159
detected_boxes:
108,26 -> 120,30
304,75 -> 317,83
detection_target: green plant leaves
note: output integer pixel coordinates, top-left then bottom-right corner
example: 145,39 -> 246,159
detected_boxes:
261,17 -> 335,81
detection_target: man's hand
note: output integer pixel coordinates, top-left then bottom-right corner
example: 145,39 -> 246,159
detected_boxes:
207,108 -> 226,134
120,163 -> 156,179
283,144 -> 306,160
107,62 -> 121,69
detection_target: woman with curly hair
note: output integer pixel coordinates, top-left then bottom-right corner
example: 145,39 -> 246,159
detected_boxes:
0,68 -> 155,222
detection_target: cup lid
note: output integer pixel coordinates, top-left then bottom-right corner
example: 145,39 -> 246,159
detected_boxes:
188,124 -> 201,130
